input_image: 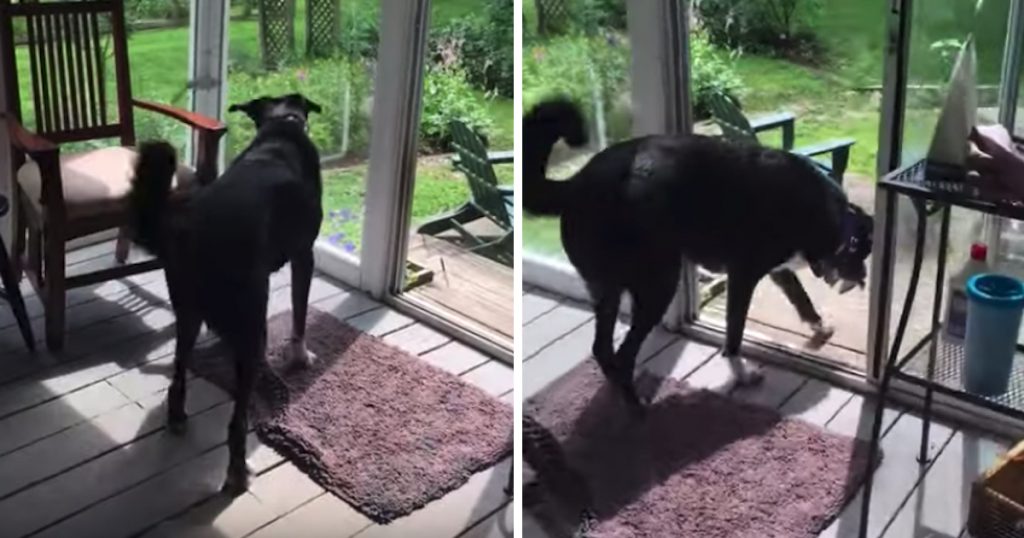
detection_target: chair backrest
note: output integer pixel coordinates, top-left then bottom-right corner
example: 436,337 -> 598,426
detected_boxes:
0,0 -> 135,147
449,120 -> 511,229
707,91 -> 758,145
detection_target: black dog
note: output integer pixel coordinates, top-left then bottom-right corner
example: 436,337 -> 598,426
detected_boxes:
525,98 -> 873,410
129,93 -> 324,494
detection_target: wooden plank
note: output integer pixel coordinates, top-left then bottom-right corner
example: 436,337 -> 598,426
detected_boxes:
382,323 -> 451,356
247,492 -> 373,538
0,272 -> 346,418
732,364 -> 809,410
138,462 -> 325,538
817,413 -> 956,538
882,432 -> 1007,538
639,338 -> 719,385
523,292 -> 560,325
0,378 -> 228,501
345,308 -> 416,337
457,503 -> 512,538
353,459 -> 511,538
779,379 -> 855,427
460,360 -> 513,397
523,303 -> 592,360
420,341 -> 490,376
0,401 -> 236,537
0,380 -> 131,457
406,235 -> 513,339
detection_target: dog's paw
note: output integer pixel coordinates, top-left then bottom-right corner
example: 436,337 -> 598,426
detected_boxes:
284,339 -> 316,368
221,465 -> 253,497
725,355 -> 765,387
807,322 -> 836,349
167,418 -> 188,436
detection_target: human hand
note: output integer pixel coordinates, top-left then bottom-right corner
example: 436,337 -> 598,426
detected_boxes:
968,124 -> 1024,198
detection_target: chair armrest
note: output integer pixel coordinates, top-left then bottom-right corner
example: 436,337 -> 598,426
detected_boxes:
2,113 -> 58,156
133,99 -> 226,134
751,112 -> 795,150
1,114 -> 64,208
793,138 -> 856,158
133,100 -> 226,184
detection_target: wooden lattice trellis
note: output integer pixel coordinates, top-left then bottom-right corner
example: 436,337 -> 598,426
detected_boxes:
259,0 -> 295,69
306,0 -> 339,58
535,0 -> 570,36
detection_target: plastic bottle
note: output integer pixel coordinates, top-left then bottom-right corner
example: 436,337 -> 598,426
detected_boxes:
944,243 -> 990,342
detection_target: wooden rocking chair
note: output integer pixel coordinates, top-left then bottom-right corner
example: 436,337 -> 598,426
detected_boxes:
0,0 -> 226,350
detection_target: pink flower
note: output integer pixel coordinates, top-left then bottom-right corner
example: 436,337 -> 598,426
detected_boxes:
533,47 -> 546,62
296,68 -> 308,82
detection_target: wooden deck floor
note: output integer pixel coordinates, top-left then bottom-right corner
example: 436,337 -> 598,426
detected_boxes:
406,233 -> 513,341
0,241 -> 512,538
523,288 -> 1009,538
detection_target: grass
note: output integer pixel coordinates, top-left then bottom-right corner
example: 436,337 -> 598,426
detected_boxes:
320,162 -> 512,253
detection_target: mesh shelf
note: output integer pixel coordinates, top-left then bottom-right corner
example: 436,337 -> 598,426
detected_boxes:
901,337 -> 1024,417
880,159 -> 1024,221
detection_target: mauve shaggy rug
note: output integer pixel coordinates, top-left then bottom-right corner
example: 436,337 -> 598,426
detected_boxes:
525,360 -> 875,538
190,308 -> 512,523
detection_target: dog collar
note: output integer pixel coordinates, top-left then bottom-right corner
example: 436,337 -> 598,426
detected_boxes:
835,208 -> 858,255
280,114 -> 309,132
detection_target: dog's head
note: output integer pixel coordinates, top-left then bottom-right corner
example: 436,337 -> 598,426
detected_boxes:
811,203 -> 874,294
228,93 -> 322,129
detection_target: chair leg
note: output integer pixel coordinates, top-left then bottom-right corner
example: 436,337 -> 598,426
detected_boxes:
12,195 -> 26,278
43,231 -> 66,352
0,234 -> 34,351
114,227 -> 130,264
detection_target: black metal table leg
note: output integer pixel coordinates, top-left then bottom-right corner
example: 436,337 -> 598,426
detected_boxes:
919,204 -> 950,463
0,225 -> 34,351
859,196 -> 929,537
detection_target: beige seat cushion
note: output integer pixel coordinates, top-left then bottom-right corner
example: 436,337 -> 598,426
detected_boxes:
17,146 -> 196,220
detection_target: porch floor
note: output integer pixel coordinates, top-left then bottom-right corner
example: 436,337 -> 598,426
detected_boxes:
524,287 -> 1009,538
406,232 -> 513,341
0,240 -> 512,538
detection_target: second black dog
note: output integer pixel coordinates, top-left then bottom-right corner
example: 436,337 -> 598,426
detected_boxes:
129,93 -> 324,494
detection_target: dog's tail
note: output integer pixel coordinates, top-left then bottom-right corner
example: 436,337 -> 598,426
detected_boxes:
128,141 -> 178,257
524,97 -> 588,216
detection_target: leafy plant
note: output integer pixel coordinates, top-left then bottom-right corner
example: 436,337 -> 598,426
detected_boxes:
428,0 -> 513,98
419,66 -> 494,152
695,0 -> 824,62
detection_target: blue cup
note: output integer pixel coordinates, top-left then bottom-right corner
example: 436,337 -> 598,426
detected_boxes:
964,273 -> 1024,395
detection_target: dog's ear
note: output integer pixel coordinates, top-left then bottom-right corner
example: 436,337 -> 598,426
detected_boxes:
228,98 -> 267,116
304,97 -> 322,115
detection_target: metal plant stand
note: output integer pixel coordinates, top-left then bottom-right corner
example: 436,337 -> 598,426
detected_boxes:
860,158 -> 1024,537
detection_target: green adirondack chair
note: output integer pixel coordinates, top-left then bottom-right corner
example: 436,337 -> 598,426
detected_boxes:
417,120 -> 514,265
707,91 -> 855,185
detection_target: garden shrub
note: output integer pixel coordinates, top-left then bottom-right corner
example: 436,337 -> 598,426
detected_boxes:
695,0 -> 824,62
420,66 -> 494,152
523,31 -> 742,131
226,58 -> 373,159
577,0 -> 627,32
428,0 -> 513,98
339,4 -> 380,60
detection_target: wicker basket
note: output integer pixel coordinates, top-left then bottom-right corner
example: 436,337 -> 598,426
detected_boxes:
968,440 -> 1024,537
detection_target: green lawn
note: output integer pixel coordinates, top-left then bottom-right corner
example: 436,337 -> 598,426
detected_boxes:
320,162 -> 512,253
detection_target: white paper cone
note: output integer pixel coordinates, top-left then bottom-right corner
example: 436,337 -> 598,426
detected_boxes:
927,37 -> 978,168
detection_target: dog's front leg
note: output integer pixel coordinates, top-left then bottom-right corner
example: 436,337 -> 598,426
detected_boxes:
723,270 -> 764,386
285,249 -> 316,367
769,268 -> 835,347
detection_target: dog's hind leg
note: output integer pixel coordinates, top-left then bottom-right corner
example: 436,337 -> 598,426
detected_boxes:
222,331 -> 261,496
167,312 -> 201,435
723,269 -> 765,387
285,249 -> 316,367
769,268 -> 835,346
588,283 -> 621,374
613,266 -> 678,410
